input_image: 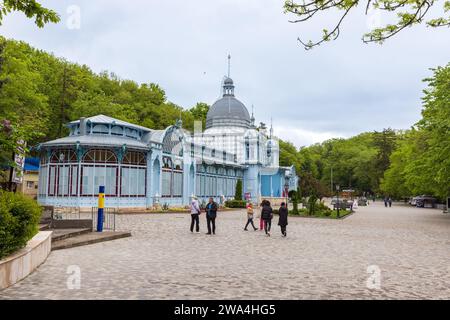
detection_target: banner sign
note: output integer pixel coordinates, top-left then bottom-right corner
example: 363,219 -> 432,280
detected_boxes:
12,140 -> 26,184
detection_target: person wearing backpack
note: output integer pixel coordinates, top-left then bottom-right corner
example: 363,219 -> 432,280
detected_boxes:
261,201 -> 273,236
190,196 -> 201,233
278,202 -> 288,237
244,203 -> 257,231
205,197 -> 218,235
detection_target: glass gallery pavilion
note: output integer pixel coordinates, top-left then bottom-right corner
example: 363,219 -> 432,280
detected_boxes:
36,76 -> 298,208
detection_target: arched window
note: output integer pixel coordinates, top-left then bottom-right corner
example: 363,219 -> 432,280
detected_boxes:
245,139 -> 250,160
162,128 -> 183,156
162,156 -> 183,198
50,149 -> 77,163
92,124 -> 109,134
47,149 -> 78,198
83,149 -> 117,163
125,128 -> 138,139
111,126 -> 123,136
80,149 -> 118,197
123,151 -> 146,165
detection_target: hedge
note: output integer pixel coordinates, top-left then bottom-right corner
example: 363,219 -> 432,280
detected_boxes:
0,191 -> 42,259
224,200 -> 247,208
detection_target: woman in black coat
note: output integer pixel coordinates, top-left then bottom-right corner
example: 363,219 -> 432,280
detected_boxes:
261,201 -> 273,236
278,202 -> 288,237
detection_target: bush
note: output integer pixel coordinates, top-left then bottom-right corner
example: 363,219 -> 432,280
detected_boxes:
0,191 -> 42,259
307,195 -> 318,215
224,200 -> 247,208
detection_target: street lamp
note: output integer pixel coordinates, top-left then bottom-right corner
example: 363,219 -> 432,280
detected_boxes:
336,184 -> 340,218
284,173 -> 290,209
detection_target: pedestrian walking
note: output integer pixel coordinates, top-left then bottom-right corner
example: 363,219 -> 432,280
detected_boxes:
259,200 -> 266,231
388,197 -> 392,207
190,196 -> 201,233
261,201 -> 273,236
205,197 -> 218,235
244,203 -> 257,231
384,197 -> 388,207
278,202 -> 288,237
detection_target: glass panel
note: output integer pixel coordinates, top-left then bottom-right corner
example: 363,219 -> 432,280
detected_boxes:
58,166 -> 69,196
48,166 -> 56,196
71,166 -> 78,196
81,166 -> 94,195
137,168 -> 146,196
162,170 -> 171,196
196,175 -> 200,196
105,167 -> 117,196
173,171 -> 183,197
121,167 -> 129,196
93,167 -> 106,195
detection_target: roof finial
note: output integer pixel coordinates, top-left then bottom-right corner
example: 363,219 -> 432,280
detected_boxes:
227,54 -> 231,78
251,105 -> 256,127
270,117 -> 273,138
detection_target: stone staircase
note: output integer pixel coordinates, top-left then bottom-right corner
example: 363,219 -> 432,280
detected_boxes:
51,229 -> 131,251
39,207 -> 131,251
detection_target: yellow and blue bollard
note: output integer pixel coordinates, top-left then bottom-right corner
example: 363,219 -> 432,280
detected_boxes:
97,185 -> 105,232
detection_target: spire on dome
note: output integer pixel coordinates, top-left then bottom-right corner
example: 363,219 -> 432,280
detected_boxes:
250,105 -> 256,127
227,54 -> 231,78
222,54 -> 235,96
270,117 -> 273,138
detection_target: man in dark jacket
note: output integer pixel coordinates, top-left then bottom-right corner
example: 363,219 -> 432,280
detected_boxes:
278,202 -> 288,237
261,201 -> 273,236
205,197 -> 218,235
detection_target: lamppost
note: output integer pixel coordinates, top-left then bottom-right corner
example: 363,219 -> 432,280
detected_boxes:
336,184 -> 340,218
284,171 -> 290,208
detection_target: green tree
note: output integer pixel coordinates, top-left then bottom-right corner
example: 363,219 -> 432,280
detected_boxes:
0,0 -> 60,27
189,102 -> 210,130
235,179 -> 243,201
284,0 -> 450,49
381,64 -> 450,199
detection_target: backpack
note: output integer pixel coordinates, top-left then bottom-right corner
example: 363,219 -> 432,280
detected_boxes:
261,206 -> 272,220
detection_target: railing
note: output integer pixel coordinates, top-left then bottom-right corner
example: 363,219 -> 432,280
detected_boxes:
52,206 -> 81,220
91,207 -> 117,231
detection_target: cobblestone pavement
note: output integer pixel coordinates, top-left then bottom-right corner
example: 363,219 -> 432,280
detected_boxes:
1,202 -> 449,300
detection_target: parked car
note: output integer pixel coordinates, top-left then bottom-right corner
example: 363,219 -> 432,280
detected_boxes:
331,197 -> 352,210
357,197 -> 368,206
409,197 -> 419,206
414,195 -> 437,208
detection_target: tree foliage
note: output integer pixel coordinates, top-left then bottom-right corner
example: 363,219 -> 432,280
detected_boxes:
381,64 -> 450,199
0,0 -> 60,27
284,0 -> 450,50
0,37 -> 209,172
280,130 -> 400,197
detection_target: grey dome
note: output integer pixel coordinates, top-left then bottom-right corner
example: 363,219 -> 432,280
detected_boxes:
206,96 -> 251,129
224,77 -> 233,85
206,77 -> 251,129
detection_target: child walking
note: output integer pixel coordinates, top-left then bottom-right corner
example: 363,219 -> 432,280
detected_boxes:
244,203 -> 258,231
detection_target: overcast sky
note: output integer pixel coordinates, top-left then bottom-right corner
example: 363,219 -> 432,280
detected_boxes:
1,0 -> 449,147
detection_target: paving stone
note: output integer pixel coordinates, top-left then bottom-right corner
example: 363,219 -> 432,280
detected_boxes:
0,202 -> 448,299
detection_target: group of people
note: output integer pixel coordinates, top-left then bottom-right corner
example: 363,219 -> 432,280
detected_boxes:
189,197 -> 289,237
190,196 -> 218,235
384,197 -> 393,207
244,200 -> 288,237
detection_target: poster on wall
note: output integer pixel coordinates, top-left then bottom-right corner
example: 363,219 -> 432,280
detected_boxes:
244,192 -> 251,201
11,140 -> 26,184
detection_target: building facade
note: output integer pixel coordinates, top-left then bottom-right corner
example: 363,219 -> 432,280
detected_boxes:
36,76 -> 298,208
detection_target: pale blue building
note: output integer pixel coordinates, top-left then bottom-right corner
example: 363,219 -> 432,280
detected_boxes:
36,75 -> 298,208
